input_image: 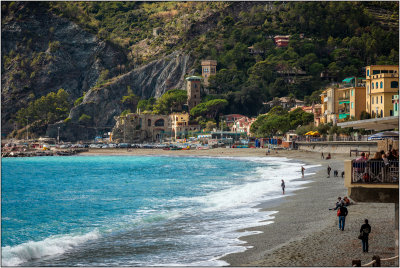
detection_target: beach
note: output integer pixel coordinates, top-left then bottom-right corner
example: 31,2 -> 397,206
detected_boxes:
79,148 -> 398,267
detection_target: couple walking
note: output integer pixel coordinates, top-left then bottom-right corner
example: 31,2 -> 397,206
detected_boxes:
336,202 -> 371,253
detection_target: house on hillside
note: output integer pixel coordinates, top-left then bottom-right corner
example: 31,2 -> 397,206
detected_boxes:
230,116 -> 256,136
274,35 -> 290,47
201,60 -> 217,86
265,96 -> 304,109
222,114 -> 247,128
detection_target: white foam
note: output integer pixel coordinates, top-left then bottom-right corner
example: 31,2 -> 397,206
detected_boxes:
2,229 -> 100,266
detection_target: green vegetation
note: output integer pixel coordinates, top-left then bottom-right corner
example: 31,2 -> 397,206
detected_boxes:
153,89 -> 187,114
15,88 -> 71,126
121,86 -> 139,111
78,113 -> 92,124
137,97 -> 156,112
251,106 -> 314,137
74,91 -> 86,106
2,1 -> 399,137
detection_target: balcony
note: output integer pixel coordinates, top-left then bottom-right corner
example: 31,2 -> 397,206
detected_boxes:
344,159 -> 399,202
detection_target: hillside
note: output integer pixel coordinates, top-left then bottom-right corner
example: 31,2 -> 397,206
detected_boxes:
1,1 -> 398,141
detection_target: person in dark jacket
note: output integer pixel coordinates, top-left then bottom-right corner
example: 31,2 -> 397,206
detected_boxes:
338,203 -> 348,231
360,219 -> 371,252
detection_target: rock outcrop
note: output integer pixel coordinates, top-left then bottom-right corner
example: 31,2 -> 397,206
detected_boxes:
1,2 -> 127,134
47,51 -> 194,141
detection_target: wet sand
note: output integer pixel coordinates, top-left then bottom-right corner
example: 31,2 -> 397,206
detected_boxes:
79,148 -> 398,266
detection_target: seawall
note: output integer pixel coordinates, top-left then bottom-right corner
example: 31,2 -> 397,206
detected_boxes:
296,141 -> 378,155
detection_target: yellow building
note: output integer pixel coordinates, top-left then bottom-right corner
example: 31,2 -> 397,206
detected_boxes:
171,112 -> 200,139
365,65 -> 399,118
337,77 -> 366,121
201,60 -> 217,86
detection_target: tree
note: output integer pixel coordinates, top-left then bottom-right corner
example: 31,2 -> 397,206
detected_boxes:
153,89 -> 187,114
121,86 -> 139,110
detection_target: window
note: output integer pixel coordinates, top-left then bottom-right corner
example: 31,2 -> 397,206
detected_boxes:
148,119 -> 151,127
372,83 -> 374,89
380,110 -> 383,117
391,81 -> 399,88
380,82 -> 383,88
373,70 -> 380,75
351,102 -> 354,109
396,103 -> 398,111
367,70 -> 370,76
351,89 -> 354,96
390,110 -> 393,116
375,82 -> 378,88
381,96 -> 382,103
194,84 -> 197,88
376,96 -> 378,104
372,98 -> 374,104
155,119 -> 164,127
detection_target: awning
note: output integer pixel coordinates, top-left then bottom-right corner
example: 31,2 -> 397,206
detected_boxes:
342,77 -> 354,83
337,116 -> 399,131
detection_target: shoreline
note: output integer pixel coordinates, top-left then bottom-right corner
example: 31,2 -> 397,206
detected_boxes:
218,150 -> 397,267
79,148 -> 397,266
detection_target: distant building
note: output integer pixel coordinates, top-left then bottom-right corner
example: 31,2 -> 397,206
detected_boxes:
230,116 -> 256,136
365,65 -> 399,118
337,77 -> 366,121
185,76 -> 202,111
247,45 -> 264,55
320,87 -> 339,125
112,112 -> 199,143
222,114 -> 246,128
274,35 -> 290,47
265,96 -> 304,109
313,104 -> 322,127
201,60 -> 217,86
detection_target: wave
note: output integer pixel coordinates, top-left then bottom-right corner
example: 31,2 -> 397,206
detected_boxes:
2,230 -> 100,266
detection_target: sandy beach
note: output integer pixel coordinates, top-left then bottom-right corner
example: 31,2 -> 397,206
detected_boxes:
79,148 -> 398,267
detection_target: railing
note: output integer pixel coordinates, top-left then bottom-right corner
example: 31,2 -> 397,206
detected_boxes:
351,159 -> 399,184
353,255 -> 398,267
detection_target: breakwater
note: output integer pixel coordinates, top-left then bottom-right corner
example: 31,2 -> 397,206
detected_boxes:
1,148 -> 88,157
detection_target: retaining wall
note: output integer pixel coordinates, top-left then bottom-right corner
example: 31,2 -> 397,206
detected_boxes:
296,141 -> 378,155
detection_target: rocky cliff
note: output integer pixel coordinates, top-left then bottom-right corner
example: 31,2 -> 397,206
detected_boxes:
1,2 -> 127,135
46,51 -> 194,141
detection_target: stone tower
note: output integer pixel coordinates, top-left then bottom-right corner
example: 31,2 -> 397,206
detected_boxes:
201,60 -> 217,86
186,76 -> 202,111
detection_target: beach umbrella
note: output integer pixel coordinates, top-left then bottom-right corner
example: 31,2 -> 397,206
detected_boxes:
367,131 -> 399,140
305,131 -> 312,135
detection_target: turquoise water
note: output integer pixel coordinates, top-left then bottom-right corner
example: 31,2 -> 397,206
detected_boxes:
2,155 -> 309,266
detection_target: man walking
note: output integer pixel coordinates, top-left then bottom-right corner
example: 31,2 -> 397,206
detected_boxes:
281,179 -> 285,195
338,203 -> 348,231
301,166 -> 305,177
327,165 -> 332,178
360,219 -> 371,252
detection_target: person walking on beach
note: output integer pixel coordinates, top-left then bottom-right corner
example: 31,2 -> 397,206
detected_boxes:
360,219 -> 371,252
327,165 -> 332,178
321,152 -> 324,159
338,203 -> 348,231
281,179 -> 285,195
301,166 -> 305,177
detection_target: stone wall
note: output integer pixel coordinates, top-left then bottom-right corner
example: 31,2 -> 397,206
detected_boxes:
296,141 -> 378,155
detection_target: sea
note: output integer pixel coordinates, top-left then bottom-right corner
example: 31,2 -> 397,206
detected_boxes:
2,155 -> 316,266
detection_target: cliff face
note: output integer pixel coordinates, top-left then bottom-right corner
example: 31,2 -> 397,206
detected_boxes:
46,52 -> 194,141
1,2 -> 127,134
